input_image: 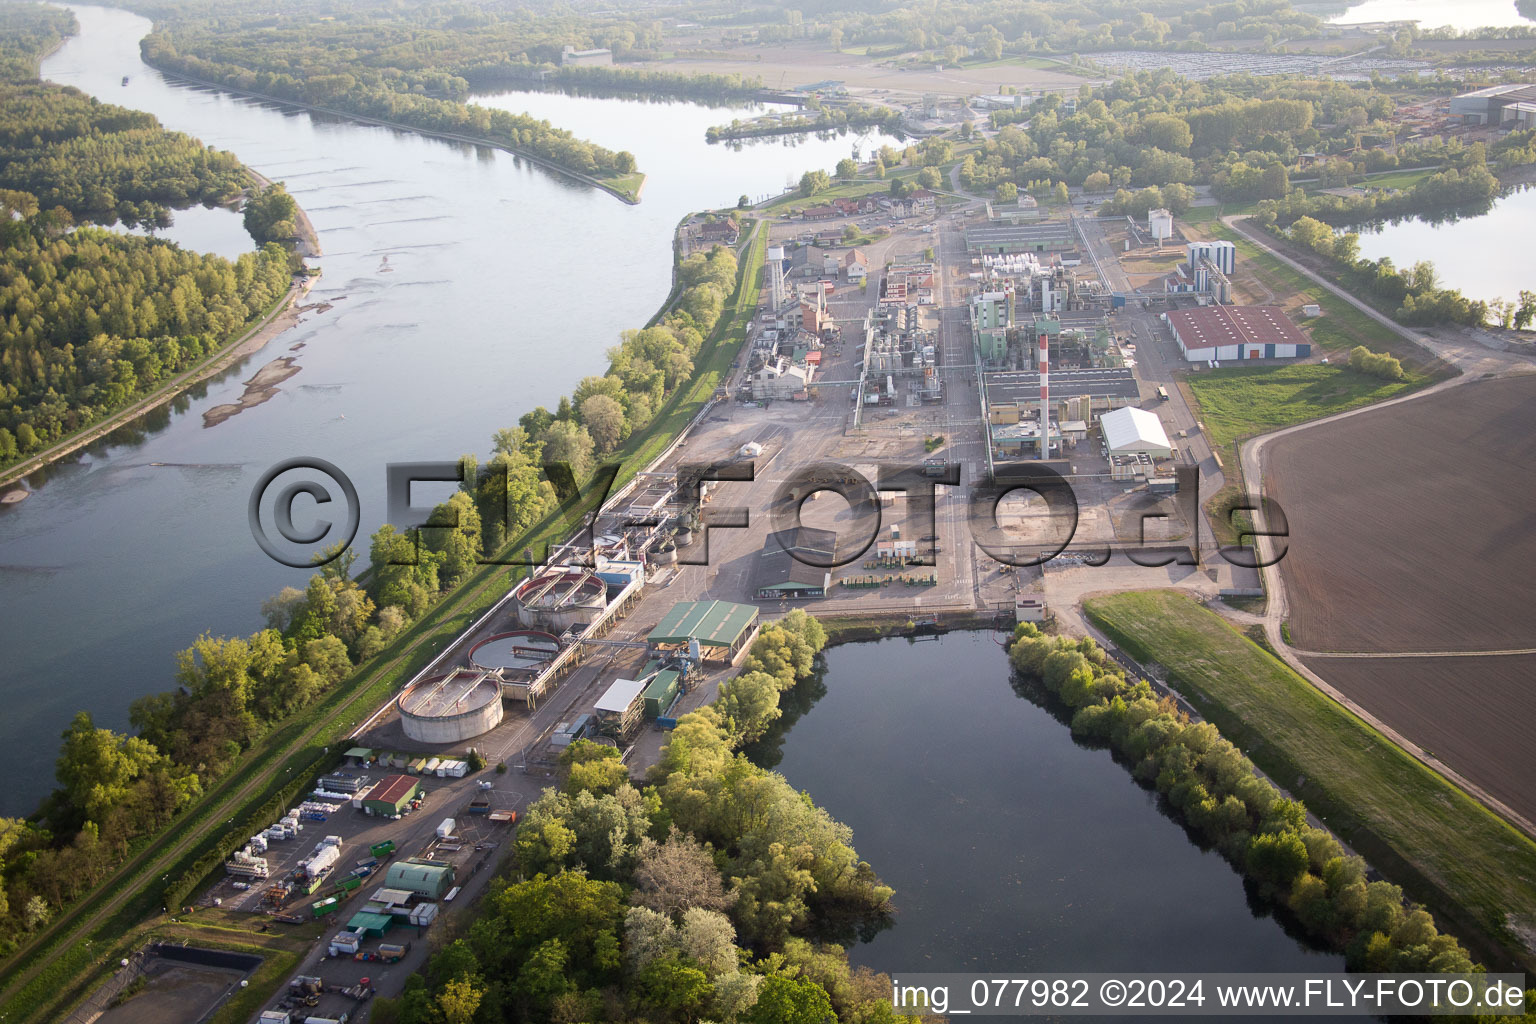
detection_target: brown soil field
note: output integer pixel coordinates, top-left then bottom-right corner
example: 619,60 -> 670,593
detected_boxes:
1268,373 -> 1536,652
640,45 -> 1091,98
1299,654 -> 1536,825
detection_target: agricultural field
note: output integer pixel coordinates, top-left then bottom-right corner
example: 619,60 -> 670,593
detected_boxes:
1084,590 -> 1536,971
1266,372 -> 1536,653
1299,654 -> 1536,828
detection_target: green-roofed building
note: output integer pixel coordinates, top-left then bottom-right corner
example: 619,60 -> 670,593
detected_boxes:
647,600 -> 759,663
346,911 -> 394,937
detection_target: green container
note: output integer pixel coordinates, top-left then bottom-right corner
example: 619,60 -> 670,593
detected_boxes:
370,840 -> 396,857
643,670 -> 681,719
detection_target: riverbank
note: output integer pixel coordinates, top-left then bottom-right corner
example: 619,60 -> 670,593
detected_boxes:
0,212 -> 762,1023
146,65 -> 646,205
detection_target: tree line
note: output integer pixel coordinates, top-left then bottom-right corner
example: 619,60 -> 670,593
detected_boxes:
374,611 -> 909,1024
1007,625 -> 1478,973
140,36 -> 639,182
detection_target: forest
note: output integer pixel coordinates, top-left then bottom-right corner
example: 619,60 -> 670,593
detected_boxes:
0,3 -> 299,464
372,611 -> 909,1024
127,0 -> 641,182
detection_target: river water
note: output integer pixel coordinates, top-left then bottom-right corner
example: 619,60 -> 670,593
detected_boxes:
0,3 -> 900,815
753,634 -> 1345,973
1350,187 -> 1536,309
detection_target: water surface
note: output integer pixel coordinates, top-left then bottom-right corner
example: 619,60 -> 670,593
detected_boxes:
754,633 -> 1345,973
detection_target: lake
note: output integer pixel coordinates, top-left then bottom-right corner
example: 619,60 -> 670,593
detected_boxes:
752,633 -> 1345,973
1350,187 -> 1536,309
1327,0 -> 1534,29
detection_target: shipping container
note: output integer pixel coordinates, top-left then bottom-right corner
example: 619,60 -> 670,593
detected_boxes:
312,897 -> 340,918
424,759 -> 441,775
436,818 -> 456,840
369,840 -> 396,857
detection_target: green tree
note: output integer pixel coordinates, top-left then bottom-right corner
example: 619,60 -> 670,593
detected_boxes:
748,974 -> 836,1024
835,157 -> 858,180
798,170 -> 831,197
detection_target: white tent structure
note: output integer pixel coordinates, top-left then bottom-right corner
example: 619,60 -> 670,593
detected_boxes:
1099,407 -> 1173,459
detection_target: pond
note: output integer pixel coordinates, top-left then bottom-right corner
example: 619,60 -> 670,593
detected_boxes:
750,632 -> 1345,973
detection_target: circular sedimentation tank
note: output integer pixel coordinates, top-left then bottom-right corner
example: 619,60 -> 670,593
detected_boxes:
397,670 -> 504,744
511,568 -> 607,630
468,630 -> 561,673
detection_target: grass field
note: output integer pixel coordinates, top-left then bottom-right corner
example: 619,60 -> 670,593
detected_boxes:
1186,363 -> 1425,464
1084,590 -> 1536,971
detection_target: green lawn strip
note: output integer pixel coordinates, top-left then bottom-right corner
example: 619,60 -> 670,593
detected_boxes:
0,220 -> 768,1022
1084,590 -> 1536,969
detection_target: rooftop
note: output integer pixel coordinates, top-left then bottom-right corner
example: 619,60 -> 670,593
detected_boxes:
1165,304 -> 1308,351
985,367 -> 1139,403
595,677 -> 647,714
366,775 -> 419,807
1100,406 -> 1173,452
648,600 -> 759,648
758,527 -> 837,591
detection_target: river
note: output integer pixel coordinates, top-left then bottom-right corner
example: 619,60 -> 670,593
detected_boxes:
0,3 -> 901,815
751,633 -> 1345,973
1350,187 -> 1536,309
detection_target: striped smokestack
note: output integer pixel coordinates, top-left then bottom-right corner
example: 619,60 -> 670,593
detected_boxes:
1038,332 -> 1049,460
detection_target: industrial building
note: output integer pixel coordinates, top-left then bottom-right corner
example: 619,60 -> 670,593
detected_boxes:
756,526 -> 837,600
1186,240 -> 1236,275
965,220 -> 1075,254
397,668 -> 504,744
594,677 -> 648,739
752,357 -> 813,400
1450,84 -> 1536,127
1163,305 -> 1311,362
361,775 -> 421,817
648,600 -> 759,663
383,859 -> 455,899
1099,406 -> 1174,460
985,366 -> 1139,405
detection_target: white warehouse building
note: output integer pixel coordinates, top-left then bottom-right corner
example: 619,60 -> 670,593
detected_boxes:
1099,406 -> 1174,460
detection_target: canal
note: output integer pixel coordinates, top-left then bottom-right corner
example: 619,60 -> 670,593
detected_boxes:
0,2 -> 901,814
750,633 -> 1346,973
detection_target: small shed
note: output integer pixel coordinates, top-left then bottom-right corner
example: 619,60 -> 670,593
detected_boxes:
361,775 -> 420,816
